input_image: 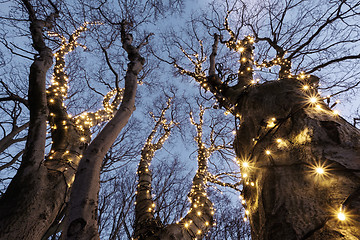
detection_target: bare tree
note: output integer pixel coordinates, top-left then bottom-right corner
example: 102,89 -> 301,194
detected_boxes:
0,0 -> 145,239
2,0 -> 359,239
133,102 -> 235,239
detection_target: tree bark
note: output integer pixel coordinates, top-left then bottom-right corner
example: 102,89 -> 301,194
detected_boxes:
0,17 -> 61,239
234,78 -> 360,239
64,24 -> 144,240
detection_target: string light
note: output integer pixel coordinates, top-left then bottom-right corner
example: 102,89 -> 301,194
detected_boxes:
173,14 -> 355,231
315,167 -> 325,174
242,161 -> 249,168
338,210 -> 346,221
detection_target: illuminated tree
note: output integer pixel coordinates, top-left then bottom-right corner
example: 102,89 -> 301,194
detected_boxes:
1,0 -> 360,239
133,103 -> 218,240
0,0 -> 145,239
169,0 -> 360,239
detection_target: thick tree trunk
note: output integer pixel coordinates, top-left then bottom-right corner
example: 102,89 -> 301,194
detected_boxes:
234,78 -> 360,239
0,17 -> 61,239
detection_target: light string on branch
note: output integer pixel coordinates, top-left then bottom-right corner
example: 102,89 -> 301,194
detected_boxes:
175,106 -> 216,239
173,15 -> 351,225
44,22 -> 126,186
133,97 -> 176,239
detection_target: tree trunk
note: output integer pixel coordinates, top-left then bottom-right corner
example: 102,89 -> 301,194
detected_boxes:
64,23 -> 144,240
0,17 -> 62,239
234,78 -> 360,239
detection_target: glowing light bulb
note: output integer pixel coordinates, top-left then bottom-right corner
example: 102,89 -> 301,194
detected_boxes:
242,162 -> 249,168
338,211 -> 346,221
315,167 -> 324,174
309,97 -> 317,104
265,150 -> 271,155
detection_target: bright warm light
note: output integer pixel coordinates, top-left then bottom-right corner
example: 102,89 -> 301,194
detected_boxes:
276,139 -> 282,143
303,85 -> 309,90
267,118 -> 276,128
309,97 -> 317,103
338,212 -> 346,221
265,150 -> 271,155
309,161 -> 330,179
315,167 -> 324,174
333,110 -> 339,115
242,162 -> 249,168
184,222 -> 189,228
80,137 -> 86,141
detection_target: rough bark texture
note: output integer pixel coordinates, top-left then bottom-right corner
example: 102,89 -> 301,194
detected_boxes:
234,78 -> 360,239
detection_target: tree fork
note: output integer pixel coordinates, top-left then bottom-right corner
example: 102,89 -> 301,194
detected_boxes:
63,21 -> 146,240
0,1 -> 63,239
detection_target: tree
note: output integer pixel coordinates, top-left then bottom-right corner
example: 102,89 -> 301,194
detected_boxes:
167,0 -> 360,239
133,100 -> 221,239
0,0 -> 146,239
1,0 -> 360,239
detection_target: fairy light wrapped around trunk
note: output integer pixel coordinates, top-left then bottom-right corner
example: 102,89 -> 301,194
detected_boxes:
133,97 -> 175,239
45,22 -> 124,186
172,12 -> 360,239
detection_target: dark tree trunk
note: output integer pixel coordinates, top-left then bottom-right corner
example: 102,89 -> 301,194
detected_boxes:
0,17 -> 63,239
234,78 -> 360,240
